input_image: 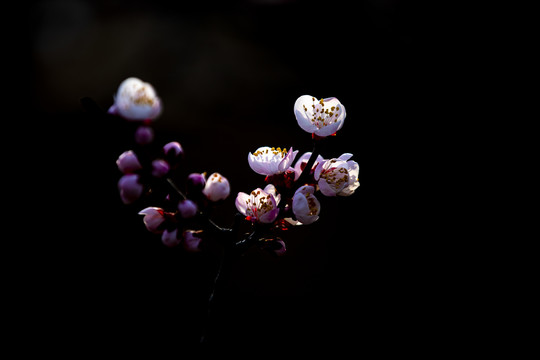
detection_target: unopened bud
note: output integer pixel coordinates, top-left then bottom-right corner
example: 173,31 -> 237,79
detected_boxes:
116,150 -> 142,174
135,125 -> 154,145
151,159 -> 170,178
118,174 -> 143,204
178,199 -> 198,218
202,172 -> 230,202
186,173 -> 206,194
161,228 -> 181,248
183,230 -> 203,252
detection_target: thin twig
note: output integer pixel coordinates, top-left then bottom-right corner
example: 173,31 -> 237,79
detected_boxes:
166,177 -> 187,200
200,245 -> 226,344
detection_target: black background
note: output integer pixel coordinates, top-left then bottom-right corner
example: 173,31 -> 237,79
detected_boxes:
23,0 -> 459,353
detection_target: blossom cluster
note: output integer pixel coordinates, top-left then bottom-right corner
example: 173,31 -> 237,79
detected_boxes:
238,148 -> 359,224
110,77 -> 359,256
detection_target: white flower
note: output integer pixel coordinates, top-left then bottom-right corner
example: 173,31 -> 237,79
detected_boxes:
292,185 -> 321,225
314,153 -> 360,196
294,95 -> 346,137
248,146 -> 298,176
110,77 -> 162,121
235,184 -> 280,224
202,172 -> 230,201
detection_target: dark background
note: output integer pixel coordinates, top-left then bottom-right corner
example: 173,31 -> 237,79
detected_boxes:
24,0 -> 456,352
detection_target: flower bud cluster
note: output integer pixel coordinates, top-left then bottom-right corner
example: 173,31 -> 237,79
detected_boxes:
117,141 -> 231,249
118,141 -> 231,249
111,78 -> 233,251
116,141 -> 184,205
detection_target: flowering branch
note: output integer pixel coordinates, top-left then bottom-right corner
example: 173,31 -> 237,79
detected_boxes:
84,76 -> 360,343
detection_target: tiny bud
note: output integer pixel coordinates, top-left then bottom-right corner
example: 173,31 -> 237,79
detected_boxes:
183,230 -> 203,252
116,150 -> 142,174
118,174 -> 143,204
186,173 -> 206,194
161,228 -> 181,248
178,199 -> 198,218
151,159 -> 170,178
135,125 -> 154,145
163,141 -> 184,158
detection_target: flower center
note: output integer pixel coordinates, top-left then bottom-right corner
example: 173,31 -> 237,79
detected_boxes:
245,190 -> 274,218
252,147 -> 288,159
306,195 -> 319,215
124,85 -> 155,106
321,166 -> 349,190
302,97 -> 342,129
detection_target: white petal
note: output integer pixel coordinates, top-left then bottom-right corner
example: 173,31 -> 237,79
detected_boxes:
314,120 -> 341,137
295,184 -> 315,196
294,95 -> 318,133
138,207 -> 160,216
259,206 -> 279,223
278,147 -> 296,173
338,153 -> 354,161
248,152 -> 268,175
338,180 -> 360,196
347,160 -> 360,180
263,184 -> 281,205
313,159 -> 326,180
336,104 -> 346,131
318,179 -> 338,196
324,97 -> 346,127
292,189 -> 320,224
235,192 -> 250,215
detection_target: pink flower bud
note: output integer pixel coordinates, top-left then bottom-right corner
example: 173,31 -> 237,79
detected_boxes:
116,150 -> 142,174
178,199 -> 198,218
161,228 -> 181,248
151,159 -> 170,178
135,125 -> 154,145
163,141 -> 183,158
138,207 -> 166,234
202,172 -> 230,202
183,230 -> 202,252
118,174 -> 143,204
187,173 -> 206,194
